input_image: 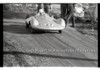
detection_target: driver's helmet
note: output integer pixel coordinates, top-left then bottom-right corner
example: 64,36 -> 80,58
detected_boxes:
39,9 -> 44,13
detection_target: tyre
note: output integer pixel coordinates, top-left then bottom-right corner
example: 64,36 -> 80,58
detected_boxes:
25,15 -> 30,28
59,30 -> 62,33
25,22 -> 29,28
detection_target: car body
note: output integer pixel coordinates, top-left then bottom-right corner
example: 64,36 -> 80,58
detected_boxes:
25,12 -> 65,33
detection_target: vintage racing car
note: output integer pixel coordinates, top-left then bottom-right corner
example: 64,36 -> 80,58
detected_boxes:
25,9 -> 65,33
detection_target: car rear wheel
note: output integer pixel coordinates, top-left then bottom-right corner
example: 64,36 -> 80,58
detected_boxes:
59,30 -> 62,33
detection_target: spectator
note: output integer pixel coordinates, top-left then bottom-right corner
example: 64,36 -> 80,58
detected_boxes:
61,4 -> 75,27
37,3 -> 51,14
44,4 -> 51,14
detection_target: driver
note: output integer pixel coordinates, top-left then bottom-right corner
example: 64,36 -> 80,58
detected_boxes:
36,4 -> 45,16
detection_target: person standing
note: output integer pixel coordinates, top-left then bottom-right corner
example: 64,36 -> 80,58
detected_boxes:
37,3 -> 51,14
44,4 -> 51,14
61,4 -> 75,27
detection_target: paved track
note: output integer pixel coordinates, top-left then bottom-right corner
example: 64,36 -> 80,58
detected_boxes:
3,19 -> 98,66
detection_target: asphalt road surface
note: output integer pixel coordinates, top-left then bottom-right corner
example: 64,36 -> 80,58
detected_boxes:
3,19 -> 98,67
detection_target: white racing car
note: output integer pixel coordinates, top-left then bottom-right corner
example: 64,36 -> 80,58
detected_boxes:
25,9 -> 65,33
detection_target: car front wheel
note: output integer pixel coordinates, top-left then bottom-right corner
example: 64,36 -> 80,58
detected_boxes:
25,22 -> 29,28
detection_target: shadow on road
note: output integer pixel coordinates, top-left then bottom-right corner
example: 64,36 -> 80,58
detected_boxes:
4,24 -> 31,34
3,21 -> 59,34
3,21 -> 60,34
4,51 -> 97,61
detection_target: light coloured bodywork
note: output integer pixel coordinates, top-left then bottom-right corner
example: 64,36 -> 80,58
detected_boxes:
25,13 -> 65,31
